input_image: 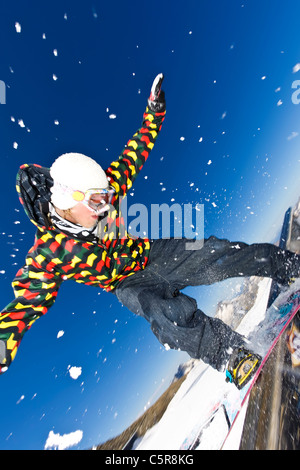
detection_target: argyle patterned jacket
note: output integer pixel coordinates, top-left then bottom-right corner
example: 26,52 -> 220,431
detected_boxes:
0,106 -> 165,372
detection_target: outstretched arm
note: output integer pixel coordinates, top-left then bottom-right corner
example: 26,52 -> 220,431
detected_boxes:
0,249 -> 63,373
106,74 -> 166,196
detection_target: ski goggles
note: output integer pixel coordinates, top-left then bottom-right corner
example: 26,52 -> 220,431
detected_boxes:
72,187 -> 115,214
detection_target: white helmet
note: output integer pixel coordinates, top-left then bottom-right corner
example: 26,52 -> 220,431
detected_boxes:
50,152 -> 109,209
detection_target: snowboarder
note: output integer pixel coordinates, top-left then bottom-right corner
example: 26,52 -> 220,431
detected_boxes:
0,74 -> 299,388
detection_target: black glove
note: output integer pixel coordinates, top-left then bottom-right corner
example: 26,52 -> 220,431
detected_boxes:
148,73 -> 166,113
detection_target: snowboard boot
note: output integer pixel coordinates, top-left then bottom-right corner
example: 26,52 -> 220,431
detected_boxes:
225,347 -> 261,389
286,313 -> 300,367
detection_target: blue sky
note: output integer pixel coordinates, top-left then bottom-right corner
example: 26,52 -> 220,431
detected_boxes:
0,0 -> 300,450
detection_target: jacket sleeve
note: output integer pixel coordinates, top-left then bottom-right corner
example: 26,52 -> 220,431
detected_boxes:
106,107 -> 166,196
0,249 -> 63,372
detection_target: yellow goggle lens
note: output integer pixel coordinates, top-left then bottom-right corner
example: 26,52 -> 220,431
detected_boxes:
72,190 -> 85,202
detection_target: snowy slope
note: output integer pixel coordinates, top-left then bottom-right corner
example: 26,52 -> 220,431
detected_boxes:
134,277 -> 273,450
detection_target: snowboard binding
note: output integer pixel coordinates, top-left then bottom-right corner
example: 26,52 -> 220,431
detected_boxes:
225,347 -> 261,389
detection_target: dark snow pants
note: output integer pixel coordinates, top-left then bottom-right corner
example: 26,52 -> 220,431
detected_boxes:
115,237 -> 300,370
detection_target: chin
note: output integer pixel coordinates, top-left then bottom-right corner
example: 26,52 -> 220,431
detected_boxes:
87,218 -> 99,228
82,223 -> 94,229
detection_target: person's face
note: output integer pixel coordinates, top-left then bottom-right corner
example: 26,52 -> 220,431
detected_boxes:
66,193 -> 109,228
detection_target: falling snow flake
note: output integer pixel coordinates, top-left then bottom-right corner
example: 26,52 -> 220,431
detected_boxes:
287,131 -> 299,141
293,63 -> 300,73
92,7 -> 98,19
18,119 -> 25,128
68,366 -> 82,380
16,395 -> 25,404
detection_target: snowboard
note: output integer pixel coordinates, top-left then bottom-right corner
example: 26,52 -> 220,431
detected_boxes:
221,201 -> 299,449
220,285 -> 300,449
179,206 -> 300,450
179,282 -> 300,450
